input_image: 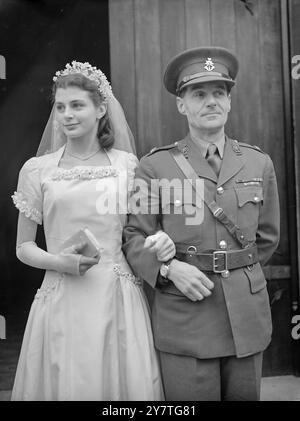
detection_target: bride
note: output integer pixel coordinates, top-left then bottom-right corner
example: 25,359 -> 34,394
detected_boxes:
11,61 -> 175,401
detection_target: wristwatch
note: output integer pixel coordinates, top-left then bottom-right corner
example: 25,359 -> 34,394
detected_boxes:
160,259 -> 173,279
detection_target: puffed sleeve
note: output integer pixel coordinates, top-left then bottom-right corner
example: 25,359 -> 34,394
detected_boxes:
11,157 -> 43,225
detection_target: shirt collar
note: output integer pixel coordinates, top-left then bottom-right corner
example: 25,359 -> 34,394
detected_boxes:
190,134 -> 226,159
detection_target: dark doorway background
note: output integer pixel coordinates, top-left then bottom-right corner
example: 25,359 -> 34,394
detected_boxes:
0,0 -> 110,322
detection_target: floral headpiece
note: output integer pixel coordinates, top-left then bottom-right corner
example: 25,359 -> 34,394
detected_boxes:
53,61 -> 112,100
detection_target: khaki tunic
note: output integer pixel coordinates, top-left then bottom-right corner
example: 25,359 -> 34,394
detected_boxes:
123,135 -> 280,358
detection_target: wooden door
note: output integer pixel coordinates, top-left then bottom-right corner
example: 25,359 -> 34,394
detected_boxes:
109,0 -> 299,375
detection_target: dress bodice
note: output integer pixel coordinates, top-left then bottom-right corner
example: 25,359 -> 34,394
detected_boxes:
12,146 -> 138,262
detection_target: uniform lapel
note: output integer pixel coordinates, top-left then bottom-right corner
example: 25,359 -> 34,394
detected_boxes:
176,135 -> 217,183
217,137 -> 244,187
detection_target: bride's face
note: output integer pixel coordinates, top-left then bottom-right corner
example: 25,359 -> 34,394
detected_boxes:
55,86 -> 106,139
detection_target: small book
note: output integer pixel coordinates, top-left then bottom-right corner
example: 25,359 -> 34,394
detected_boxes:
60,227 -> 101,259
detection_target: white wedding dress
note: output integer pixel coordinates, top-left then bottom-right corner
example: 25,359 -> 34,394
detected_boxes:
11,146 -> 164,401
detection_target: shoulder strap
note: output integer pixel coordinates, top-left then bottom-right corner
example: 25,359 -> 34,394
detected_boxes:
238,142 -> 266,154
146,143 -> 177,157
169,148 -> 252,248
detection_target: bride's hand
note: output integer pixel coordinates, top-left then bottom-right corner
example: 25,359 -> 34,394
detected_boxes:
56,242 -> 100,276
144,231 -> 176,262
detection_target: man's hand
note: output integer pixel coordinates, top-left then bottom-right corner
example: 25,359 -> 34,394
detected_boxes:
144,231 -> 176,262
168,259 -> 214,302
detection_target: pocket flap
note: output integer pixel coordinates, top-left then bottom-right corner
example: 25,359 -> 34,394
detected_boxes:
235,186 -> 263,207
244,263 -> 267,293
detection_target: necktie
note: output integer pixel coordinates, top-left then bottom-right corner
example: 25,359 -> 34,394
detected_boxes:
206,143 -> 222,177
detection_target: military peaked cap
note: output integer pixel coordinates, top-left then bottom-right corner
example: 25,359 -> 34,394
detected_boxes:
164,46 -> 239,95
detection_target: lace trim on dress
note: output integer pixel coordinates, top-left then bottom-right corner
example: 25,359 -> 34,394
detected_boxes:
11,191 -> 42,225
113,264 -> 142,286
51,166 -> 119,181
34,274 -> 63,300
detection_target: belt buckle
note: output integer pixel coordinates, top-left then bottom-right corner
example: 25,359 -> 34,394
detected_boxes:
213,207 -> 223,218
187,246 -> 197,256
213,250 -> 228,273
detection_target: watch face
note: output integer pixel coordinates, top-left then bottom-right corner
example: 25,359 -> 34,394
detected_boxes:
160,264 -> 168,277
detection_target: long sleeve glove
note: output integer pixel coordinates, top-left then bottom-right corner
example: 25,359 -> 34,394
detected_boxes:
16,241 -> 82,276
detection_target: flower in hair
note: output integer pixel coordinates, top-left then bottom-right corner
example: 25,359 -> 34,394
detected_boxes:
53,61 -> 112,99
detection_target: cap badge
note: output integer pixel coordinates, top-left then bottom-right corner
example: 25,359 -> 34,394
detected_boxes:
204,57 -> 215,72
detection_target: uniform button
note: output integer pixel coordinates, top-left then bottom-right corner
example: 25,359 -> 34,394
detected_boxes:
254,195 -> 260,203
219,240 -> 227,250
221,270 -> 230,278
217,187 -> 224,195
240,234 -> 245,240
174,199 -> 181,207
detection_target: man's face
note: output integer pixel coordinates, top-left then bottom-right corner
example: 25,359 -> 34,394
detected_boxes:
176,81 -> 231,134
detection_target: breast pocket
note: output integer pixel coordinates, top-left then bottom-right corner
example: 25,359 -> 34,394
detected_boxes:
235,186 -> 263,231
160,187 -> 204,243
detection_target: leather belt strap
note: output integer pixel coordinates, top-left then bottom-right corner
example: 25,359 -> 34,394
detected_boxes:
169,147 -> 252,249
176,244 -> 258,273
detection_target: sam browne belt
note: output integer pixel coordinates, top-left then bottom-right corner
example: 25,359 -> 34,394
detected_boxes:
160,145 -> 260,281
175,243 -> 258,273
170,147 -> 253,249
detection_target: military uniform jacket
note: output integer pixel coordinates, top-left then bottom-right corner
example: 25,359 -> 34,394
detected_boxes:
123,135 -> 280,358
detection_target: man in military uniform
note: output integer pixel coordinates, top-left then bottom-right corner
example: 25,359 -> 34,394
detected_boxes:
123,47 -> 280,401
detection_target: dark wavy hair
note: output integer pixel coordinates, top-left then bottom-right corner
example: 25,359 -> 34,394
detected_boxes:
52,73 -> 114,150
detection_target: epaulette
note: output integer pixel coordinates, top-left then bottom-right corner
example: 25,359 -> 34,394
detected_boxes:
238,141 -> 266,154
146,143 -> 177,157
